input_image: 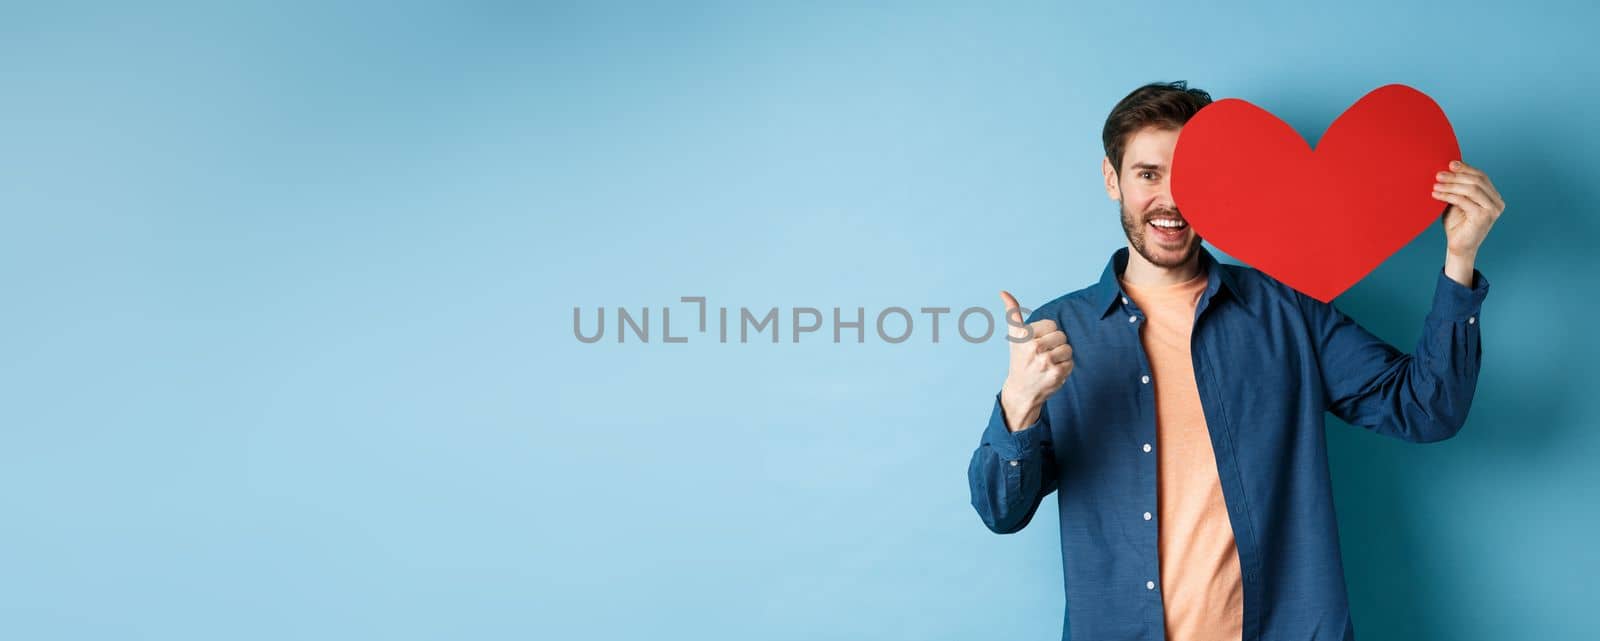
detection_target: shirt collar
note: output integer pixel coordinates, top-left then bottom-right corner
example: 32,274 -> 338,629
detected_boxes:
1093,245 -> 1246,320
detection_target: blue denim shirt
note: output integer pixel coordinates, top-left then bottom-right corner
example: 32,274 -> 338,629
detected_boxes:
967,246 -> 1488,641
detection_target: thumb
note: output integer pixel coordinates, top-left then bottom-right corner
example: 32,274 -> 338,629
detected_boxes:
999,290 -> 1020,313
999,290 -> 1027,338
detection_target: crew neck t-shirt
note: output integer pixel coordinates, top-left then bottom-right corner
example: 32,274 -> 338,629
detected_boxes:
1119,270 -> 1245,641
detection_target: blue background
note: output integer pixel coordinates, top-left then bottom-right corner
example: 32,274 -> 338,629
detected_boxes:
3,2 -> 1596,639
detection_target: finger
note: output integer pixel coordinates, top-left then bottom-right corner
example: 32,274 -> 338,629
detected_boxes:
1448,160 -> 1486,178
1445,162 -> 1506,209
1000,290 -> 1028,339
1028,318 -> 1058,335
1437,172 -> 1503,203
1476,175 -> 1505,211
1435,172 -> 1506,209
1434,171 -> 1484,186
1046,343 -> 1073,364
1432,191 -> 1477,212
999,290 -> 1020,314
1432,182 -> 1492,211
1035,329 -> 1067,352
1055,359 -> 1074,381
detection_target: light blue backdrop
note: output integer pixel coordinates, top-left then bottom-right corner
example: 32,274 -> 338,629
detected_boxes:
3,2 -> 1596,639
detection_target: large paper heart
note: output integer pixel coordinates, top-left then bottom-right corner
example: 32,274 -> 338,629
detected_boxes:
1170,84 -> 1459,302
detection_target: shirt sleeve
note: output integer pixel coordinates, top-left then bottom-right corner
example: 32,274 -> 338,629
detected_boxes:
1310,268 -> 1490,442
967,391 -> 1060,534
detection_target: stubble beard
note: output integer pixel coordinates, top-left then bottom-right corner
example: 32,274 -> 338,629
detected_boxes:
1119,200 -> 1202,269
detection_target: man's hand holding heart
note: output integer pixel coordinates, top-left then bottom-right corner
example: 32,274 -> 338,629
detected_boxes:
1435,159 -> 1506,287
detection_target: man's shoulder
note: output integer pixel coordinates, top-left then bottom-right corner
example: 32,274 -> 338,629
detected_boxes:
1022,284 -> 1106,325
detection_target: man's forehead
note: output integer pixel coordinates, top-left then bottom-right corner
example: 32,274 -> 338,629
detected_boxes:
1126,125 -> 1181,147
1122,127 -> 1181,170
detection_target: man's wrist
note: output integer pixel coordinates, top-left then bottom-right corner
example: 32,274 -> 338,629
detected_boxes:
999,385 -> 1043,432
1444,249 -> 1478,287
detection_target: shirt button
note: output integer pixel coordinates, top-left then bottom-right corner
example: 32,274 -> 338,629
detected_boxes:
1008,460 -> 1019,467
1144,511 -> 1153,521
1146,580 -> 1156,590
1141,375 -> 1150,384
1128,315 -> 1138,323
1468,316 -> 1476,324
1122,296 -> 1130,305
1143,443 -> 1152,453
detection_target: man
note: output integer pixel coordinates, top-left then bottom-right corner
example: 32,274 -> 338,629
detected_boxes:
967,81 -> 1504,641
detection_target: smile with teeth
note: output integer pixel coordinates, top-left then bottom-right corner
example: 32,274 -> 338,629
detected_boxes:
1146,217 -> 1189,244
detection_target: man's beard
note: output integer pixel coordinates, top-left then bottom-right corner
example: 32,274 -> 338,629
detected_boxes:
1119,200 -> 1203,269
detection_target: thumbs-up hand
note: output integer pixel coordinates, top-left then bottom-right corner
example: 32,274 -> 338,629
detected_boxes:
998,290 -> 1073,432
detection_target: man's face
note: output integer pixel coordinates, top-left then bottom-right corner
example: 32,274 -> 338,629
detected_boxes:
1102,126 -> 1202,268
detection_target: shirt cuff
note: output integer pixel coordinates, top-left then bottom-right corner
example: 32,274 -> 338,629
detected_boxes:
983,391 -> 1049,461
1427,267 -> 1490,323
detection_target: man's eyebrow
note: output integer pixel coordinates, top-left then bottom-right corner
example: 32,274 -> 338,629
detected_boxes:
1129,162 -> 1165,171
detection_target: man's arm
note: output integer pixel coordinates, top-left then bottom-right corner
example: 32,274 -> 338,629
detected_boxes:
968,394 -> 1060,534
1312,159 -> 1503,441
968,292 -> 1068,534
1308,267 -> 1489,442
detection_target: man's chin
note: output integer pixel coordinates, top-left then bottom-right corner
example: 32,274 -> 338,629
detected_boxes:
1145,241 -> 1200,267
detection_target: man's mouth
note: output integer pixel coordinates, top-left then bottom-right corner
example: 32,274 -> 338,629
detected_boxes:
1146,216 -> 1189,244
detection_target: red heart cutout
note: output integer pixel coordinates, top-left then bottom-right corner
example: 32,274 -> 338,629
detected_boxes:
1170,84 -> 1460,302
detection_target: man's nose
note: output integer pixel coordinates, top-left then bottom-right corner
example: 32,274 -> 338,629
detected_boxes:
1153,184 -> 1177,211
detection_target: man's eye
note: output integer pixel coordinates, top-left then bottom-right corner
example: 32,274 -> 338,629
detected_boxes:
1140,171 -> 1156,180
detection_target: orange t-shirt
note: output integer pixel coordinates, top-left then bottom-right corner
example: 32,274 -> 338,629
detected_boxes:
1120,271 -> 1244,641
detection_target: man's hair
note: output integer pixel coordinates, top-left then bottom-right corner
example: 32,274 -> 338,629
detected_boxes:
1101,81 -> 1213,174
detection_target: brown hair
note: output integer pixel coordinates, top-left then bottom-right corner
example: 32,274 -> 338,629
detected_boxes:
1101,81 -> 1213,173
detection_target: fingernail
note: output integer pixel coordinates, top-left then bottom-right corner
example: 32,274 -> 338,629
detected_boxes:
1450,161 -> 1462,169
1436,172 -> 1448,179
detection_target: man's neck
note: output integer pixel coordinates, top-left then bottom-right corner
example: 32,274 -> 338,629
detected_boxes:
1121,244 -> 1204,287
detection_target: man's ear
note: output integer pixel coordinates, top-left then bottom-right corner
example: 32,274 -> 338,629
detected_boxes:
1102,156 -> 1121,202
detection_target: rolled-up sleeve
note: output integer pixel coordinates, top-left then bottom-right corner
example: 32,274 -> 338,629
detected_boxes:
968,392 -> 1059,534
1311,268 -> 1490,442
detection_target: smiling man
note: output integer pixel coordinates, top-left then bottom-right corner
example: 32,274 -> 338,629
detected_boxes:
968,81 -> 1504,641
